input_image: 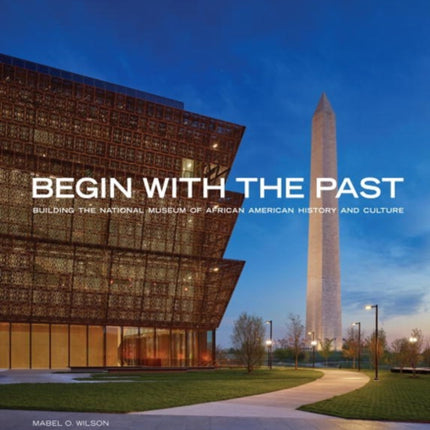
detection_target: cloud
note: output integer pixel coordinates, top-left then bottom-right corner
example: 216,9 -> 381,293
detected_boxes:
344,289 -> 425,318
341,226 -> 430,320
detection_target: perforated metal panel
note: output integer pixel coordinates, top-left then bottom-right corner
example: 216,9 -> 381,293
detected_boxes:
0,56 -> 245,331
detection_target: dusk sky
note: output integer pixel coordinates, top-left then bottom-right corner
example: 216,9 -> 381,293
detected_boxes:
1,0 -> 429,347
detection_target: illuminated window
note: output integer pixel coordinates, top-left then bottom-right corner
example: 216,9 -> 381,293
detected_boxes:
181,158 -> 194,177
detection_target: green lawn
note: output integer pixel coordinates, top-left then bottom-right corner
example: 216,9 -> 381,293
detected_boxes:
0,368 -> 322,413
300,370 -> 430,422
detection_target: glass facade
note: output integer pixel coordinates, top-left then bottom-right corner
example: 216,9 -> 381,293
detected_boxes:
0,54 -> 242,369
0,322 -> 213,368
31,324 -> 49,368
51,324 -> 68,368
0,323 -> 10,368
11,323 -> 30,368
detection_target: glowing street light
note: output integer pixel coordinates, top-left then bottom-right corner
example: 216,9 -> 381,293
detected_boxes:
352,322 -> 361,371
311,340 -> 318,368
409,336 -> 418,377
365,304 -> 379,380
265,320 -> 273,370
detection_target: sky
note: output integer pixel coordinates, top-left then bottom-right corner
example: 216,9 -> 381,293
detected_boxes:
1,0 -> 429,347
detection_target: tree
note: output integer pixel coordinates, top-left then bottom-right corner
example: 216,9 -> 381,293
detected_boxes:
407,328 -> 424,377
422,341 -> 430,367
273,347 -> 293,362
283,313 -> 305,370
390,337 -> 409,372
365,329 -> 388,369
342,327 -> 359,368
231,312 -> 265,373
320,338 -> 334,366
273,346 -> 305,363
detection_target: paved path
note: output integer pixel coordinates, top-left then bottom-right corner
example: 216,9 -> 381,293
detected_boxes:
0,369 -> 91,384
0,369 -> 429,430
139,368 -> 369,418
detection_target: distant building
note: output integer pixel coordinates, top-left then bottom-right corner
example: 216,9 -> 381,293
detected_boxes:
0,54 -> 244,369
306,93 -> 342,350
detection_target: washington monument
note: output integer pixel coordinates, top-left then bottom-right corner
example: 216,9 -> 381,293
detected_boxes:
306,93 -> 342,350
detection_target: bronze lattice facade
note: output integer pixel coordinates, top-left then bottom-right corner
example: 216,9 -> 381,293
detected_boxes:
0,54 -> 245,368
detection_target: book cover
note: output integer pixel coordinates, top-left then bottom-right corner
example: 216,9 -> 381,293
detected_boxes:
0,1 -> 429,429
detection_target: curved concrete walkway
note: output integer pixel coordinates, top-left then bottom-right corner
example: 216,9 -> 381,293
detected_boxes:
139,368 -> 369,418
0,369 -> 429,430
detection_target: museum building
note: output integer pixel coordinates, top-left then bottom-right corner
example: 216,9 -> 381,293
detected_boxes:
0,54 -> 245,369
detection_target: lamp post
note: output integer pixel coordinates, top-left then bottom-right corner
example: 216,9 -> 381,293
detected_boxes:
308,331 -> 316,368
409,336 -> 418,377
352,322 -> 361,371
365,304 -> 379,380
265,320 -> 273,370
311,340 -> 317,368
